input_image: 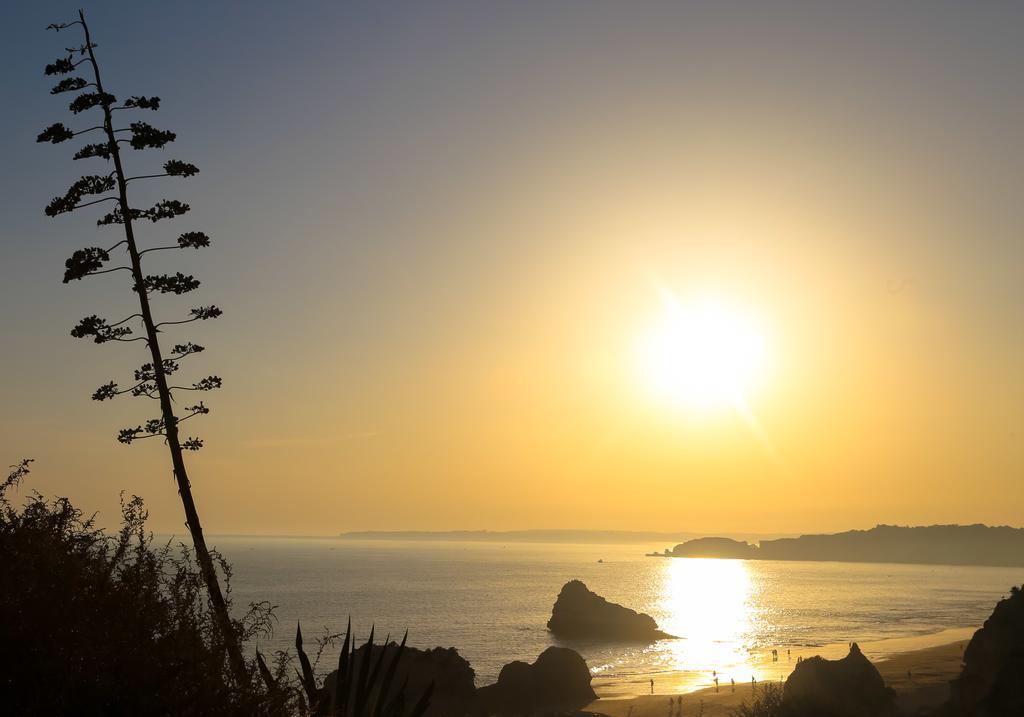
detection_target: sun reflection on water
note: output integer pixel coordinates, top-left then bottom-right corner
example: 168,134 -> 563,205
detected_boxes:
653,558 -> 766,686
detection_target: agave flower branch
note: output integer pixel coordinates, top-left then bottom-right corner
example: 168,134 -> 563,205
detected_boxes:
38,10 -> 247,684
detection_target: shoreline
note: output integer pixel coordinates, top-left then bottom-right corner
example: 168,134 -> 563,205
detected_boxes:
587,631 -> 973,716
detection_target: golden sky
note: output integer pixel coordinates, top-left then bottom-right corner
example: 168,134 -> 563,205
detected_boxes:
3,2 -> 1022,535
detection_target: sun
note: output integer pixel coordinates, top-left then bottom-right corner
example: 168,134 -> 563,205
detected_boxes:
635,290 -> 769,412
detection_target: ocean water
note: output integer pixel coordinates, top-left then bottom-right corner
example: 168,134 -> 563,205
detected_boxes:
216,538 -> 1023,696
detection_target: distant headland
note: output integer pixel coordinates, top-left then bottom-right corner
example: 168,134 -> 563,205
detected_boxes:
653,524 -> 1024,568
338,529 -> 792,544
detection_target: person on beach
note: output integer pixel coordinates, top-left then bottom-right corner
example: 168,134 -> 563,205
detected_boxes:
714,676 -> 719,692
650,678 -> 654,694
730,677 -> 735,693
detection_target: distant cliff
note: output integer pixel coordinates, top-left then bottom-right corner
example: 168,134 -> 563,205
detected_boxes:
669,536 -> 758,559
665,525 -> 1024,567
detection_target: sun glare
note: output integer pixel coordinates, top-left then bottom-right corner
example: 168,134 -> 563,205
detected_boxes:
636,290 -> 769,412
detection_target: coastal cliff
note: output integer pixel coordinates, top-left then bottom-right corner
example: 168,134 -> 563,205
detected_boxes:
662,524 -> 1024,567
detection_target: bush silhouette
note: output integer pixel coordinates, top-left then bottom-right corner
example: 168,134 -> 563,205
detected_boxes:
0,460 -> 288,716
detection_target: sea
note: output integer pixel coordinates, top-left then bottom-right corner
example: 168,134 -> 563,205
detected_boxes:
215,537 -> 1023,697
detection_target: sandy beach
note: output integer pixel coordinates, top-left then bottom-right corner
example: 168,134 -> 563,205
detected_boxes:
586,628 -> 975,717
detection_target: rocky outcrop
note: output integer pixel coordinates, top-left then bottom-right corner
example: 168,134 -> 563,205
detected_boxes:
783,643 -> 896,717
547,580 -> 673,641
949,584 -> 1024,716
477,646 -> 596,715
670,537 -> 758,559
324,642 -> 478,717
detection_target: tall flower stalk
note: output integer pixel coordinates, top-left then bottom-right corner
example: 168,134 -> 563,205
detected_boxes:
37,10 -> 246,683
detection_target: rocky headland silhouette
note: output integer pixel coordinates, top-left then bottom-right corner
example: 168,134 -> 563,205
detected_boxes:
659,525 -> 1024,567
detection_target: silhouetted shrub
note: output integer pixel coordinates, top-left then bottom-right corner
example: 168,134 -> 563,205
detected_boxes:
0,461 -> 434,717
733,683 -> 790,717
0,460 -> 291,716
732,683 -> 848,717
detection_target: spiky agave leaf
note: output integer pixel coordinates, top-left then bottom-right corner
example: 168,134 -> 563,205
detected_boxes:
353,626 -> 376,717
373,632 -> 408,717
256,649 -> 276,692
366,633 -> 391,696
332,617 -> 353,716
295,622 -> 319,705
408,682 -> 435,717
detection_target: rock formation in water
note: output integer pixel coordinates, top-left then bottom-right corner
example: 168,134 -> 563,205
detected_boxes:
948,584 -> 1024,716
547,580 -> 673,641
477,646 -> 597,715
783,642 -> 896,717
324,642 -> 478,717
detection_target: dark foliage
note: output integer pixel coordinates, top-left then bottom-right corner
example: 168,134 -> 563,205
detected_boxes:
178,230 -> 211,248
51,76 -> 89,94
124,95 -> 161,110
165,159 -> 200,177
37,121 -> 74,143
44,55 -> 75,75
128,121 -> 176,149
70,314 -> 133,343
48,175 -> 117,217
74,141 -> 113,160
97,199 -> 190,226
63,246 -> 111,281
141,271 -> 201,295
732,683 -> 846,717
0,461 -> 292,717
191,304 -> 224,320
69,90 -> 115,114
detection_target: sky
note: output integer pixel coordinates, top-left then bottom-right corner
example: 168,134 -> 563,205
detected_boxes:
1,1 -> 1022,537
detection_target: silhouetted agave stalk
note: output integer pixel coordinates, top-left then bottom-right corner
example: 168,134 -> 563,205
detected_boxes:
285,620 -> 434,717
37,11 -> 245,683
